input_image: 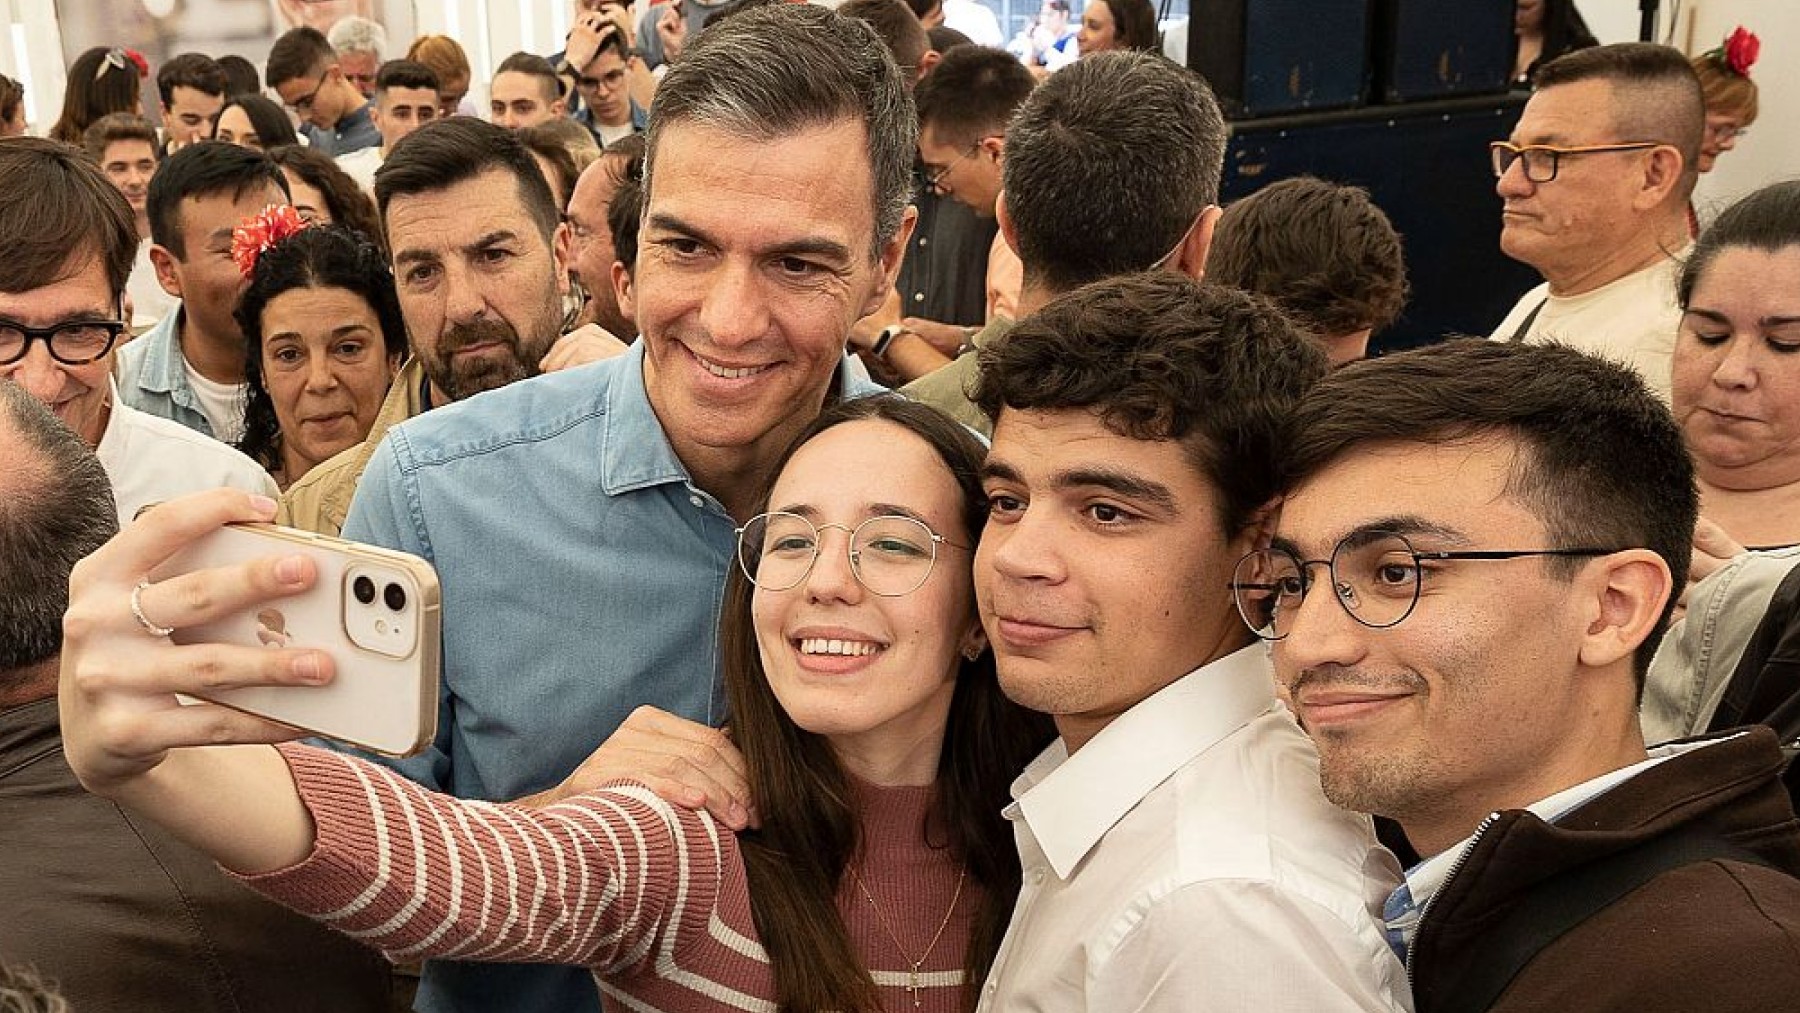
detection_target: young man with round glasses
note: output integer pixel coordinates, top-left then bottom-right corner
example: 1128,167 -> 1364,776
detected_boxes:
1489,42 -> 1702,401
969,271 -> 1408,1011
1261,337 -> 1800,1012
0,138 -> 274,525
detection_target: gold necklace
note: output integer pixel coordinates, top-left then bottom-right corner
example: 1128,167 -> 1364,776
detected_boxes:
850,864 -> 967,1008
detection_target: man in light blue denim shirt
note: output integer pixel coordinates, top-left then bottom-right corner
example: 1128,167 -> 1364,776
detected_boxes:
116,142 -> 290,442
342,7 -> 917,1011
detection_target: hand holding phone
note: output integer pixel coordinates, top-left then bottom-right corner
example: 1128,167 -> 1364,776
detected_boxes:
60,490 -> 439,808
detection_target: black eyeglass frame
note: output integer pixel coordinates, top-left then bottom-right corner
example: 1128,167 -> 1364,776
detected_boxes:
0,316 -> 129,366
1231,534 -> 1623,641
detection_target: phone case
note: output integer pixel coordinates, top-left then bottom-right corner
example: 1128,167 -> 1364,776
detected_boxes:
149,523 -> 441,757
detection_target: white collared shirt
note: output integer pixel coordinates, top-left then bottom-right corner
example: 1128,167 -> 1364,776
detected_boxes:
978,645 -> 1412,1012
96,382 -> 277,525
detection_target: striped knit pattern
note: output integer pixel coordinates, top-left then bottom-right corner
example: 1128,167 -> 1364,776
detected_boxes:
240,744 -> 976,1012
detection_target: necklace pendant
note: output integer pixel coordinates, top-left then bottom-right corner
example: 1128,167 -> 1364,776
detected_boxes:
910,963 -> 922,1008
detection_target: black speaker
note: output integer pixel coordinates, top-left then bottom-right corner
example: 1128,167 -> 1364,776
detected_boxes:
1222,92 -> 1541,354
1371,0 -> 1517,102
1189,0 -> 1371,120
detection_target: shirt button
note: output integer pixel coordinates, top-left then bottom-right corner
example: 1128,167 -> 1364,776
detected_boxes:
1030,869 -> 1045,884
689,494 -> 704,508
918,237 -> 929,246
913,292 -> 925,302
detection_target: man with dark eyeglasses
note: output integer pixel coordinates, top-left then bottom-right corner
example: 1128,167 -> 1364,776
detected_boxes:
265,25 -> 380,156
0,138 -> 274,524
1257,338 -> 1800,1013
1488,43 -> 1702,402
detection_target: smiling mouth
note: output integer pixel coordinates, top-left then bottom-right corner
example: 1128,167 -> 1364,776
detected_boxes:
797,638 -> 883,657
692,348 -> 774,380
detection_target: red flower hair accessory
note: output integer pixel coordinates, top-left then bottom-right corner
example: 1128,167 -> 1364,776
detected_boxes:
231,204 -> 309,279
1714,26 -> 1760,78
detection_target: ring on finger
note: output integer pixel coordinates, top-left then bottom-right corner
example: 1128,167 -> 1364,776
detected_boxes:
131,579 -> 176,639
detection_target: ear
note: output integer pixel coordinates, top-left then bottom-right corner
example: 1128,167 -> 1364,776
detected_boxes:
996,190 -> 1020,258
550,97 -> 568,117
611,260 -> 636,326
149,244 -> 184,299
959,621 -> 989,663
1636,146 -> 1686,211
552,220 -> 575,296
978,134 -> 1005,163
1575,549 -> 1673,670
916,49 -> 942,81
368,105 -> 384,131
1174,203 -> 1220,281
858,203 -> 918,319
1233,496 -> 1283,556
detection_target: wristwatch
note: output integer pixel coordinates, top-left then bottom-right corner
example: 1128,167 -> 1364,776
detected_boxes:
871,323 -> 906,360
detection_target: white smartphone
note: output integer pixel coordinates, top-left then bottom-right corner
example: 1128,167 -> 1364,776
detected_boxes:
149,522 -> 441,757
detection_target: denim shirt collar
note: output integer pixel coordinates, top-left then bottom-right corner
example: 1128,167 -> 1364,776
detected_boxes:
598,342 -> 878,495
135,309 -> 190,398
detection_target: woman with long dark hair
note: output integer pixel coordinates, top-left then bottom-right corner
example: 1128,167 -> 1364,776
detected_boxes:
1512,0 -> 1597,85
233,217 -> 406,488
266,145 -> 384,252
212,93 -> 302,152
61,395 -> 1055,1012
49,47 -> 145,144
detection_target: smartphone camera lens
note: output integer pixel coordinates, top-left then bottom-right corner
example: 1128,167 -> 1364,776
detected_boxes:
353,575 -> 376,605
383,582 -> 408,612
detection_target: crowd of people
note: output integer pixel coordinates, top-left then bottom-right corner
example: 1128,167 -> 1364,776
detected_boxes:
2,2 -> 1799,1012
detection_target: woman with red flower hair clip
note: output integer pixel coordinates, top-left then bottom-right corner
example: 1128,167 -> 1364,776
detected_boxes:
1691,27 -> 1761,174
49,47 -> 147,145
231,207 -> 407,488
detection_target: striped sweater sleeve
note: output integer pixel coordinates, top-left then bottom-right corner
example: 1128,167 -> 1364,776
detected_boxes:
234,742 -> 730,974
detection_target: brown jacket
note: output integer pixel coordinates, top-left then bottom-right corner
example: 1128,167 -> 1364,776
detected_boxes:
0,698 -> 392,1012
277,358 -> 428,537
1410,726 -> 1800,1012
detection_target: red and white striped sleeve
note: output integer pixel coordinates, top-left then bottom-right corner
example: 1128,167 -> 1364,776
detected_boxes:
234,743 -> 731,974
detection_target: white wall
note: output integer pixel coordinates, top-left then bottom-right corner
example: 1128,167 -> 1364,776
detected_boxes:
1580,0 -> 1797,213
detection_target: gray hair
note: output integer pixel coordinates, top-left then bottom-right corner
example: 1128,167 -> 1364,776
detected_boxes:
0,382 -> 118,674
1002,50 -> 1226,292
643,3 -> 916,257
327,15 -> 388,59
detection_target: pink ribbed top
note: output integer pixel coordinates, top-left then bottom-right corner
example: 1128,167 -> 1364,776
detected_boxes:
239,744 -> 977,1012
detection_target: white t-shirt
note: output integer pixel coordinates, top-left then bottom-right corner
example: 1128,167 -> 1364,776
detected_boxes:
95,392 -> 278,526
1489,252 -> 1688,402
336,146 -> 382,197
182,358 -> 249,445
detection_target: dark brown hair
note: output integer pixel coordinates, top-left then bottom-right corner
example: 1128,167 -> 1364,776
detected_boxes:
1208,176 -> 1409,339
1002,51 -> 1224,292
723,394 -> 1054,1013
373,117 -> 560,244
1095,0 -> 1158,51
0,137 -> 137,298
974,272 -> 1327,536
267,145 -> 384,253
1277,339 -> 1696,684
235,224 -> 407,475
49,48 -> 142,145
837,0 -> 929,77
81,112 -> 159,162
494,51 -> 564,104
517,123 -> 582,209
147,140 -> 289,258
914,44 -> 1034,148
0,73 -> 25,127
157,52 -> 228,106
1679,181 -> 1800,310
266,26 -> 335,90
